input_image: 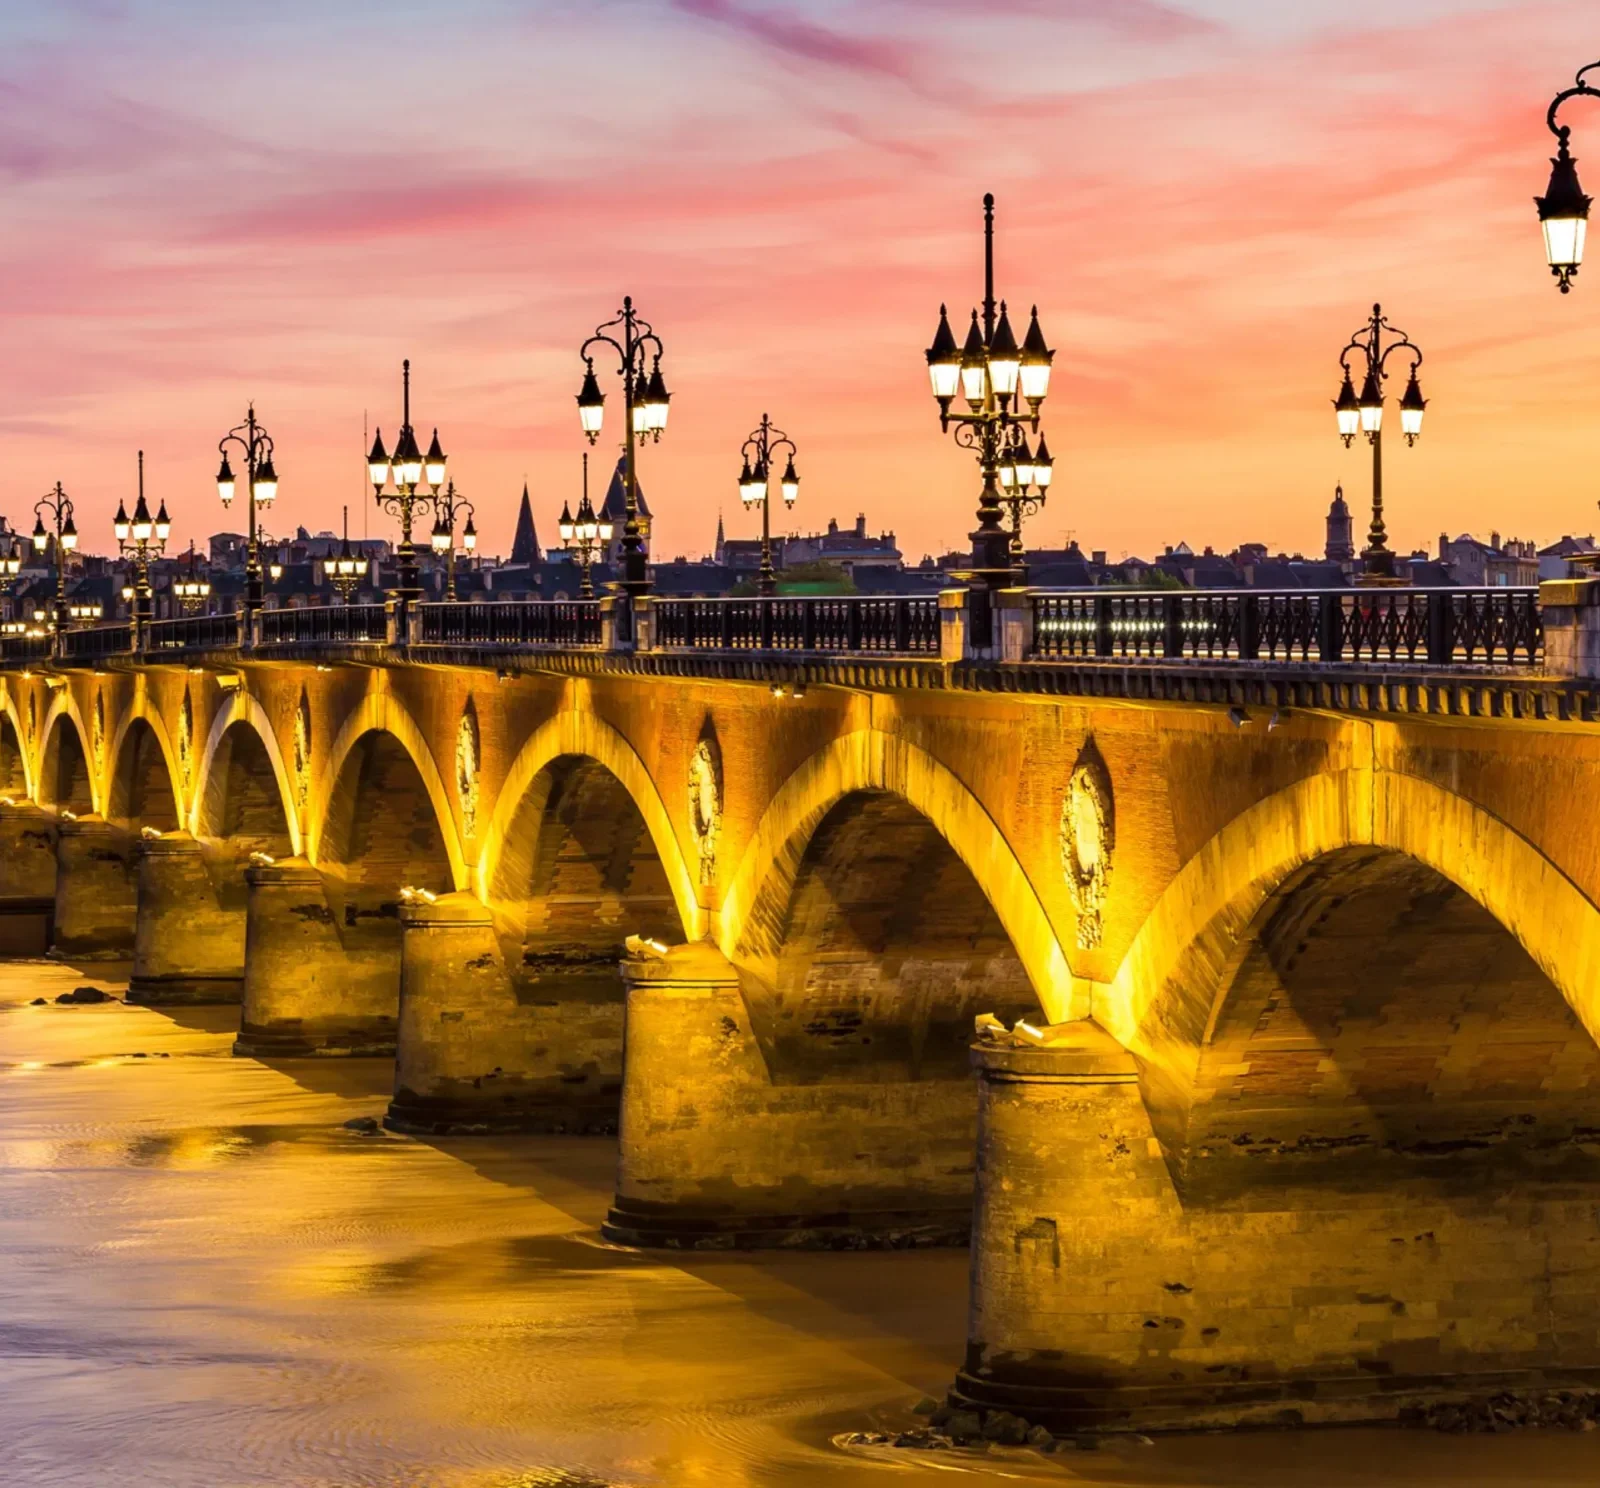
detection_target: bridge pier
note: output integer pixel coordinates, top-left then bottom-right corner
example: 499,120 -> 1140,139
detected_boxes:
953,1023 -> 1600,1433
0,802 -> 57,955
603,943 -> 973,1250
387,894 -> 622,1134
128,833 -> 244,1006
236,858 -> 396,1057
51,815 -> 136,960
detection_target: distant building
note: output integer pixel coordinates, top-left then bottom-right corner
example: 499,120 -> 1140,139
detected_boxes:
509,482 -> 541,565
782,515 -> 901,574
1538,534 -> 1598,580
1438,532 -> 1539,586
598,457 -> 650,565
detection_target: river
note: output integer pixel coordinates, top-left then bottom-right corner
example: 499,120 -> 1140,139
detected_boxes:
0,959 -> 1595,1487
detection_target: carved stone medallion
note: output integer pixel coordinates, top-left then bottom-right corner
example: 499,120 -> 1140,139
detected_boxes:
688,736 -> 721,885
1060,743 -> 1114,950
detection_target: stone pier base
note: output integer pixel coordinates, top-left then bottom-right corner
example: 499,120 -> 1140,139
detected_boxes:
387,893 -> 623,1135
236,858 -> 397,1057
603,942 -> 973,1250
0,803 -> 57,956
127,833 -> 245,1005
51,815 -> 136,960
951,1023 -> 1600,1433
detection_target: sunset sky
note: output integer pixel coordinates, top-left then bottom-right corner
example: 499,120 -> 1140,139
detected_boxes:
3,0 -> 1599,565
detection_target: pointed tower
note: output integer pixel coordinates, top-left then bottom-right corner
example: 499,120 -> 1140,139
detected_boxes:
715,510 -> 726,564
1325,483 -> 1354,562
510,480 -> 540,565
599,455 -> 649,566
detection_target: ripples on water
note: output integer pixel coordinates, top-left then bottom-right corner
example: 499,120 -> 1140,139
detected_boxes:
1,961 -> 1598,1487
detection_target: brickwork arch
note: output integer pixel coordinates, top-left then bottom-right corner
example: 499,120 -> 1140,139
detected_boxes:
37,691 -> 96,815
308,691 -> 463,888
191,691 -> 301,856
1103,767 -> 1600,1082
0,692 -> 30,799
106,703 -> 182,830
476,708 -> 702,941
719,729 -> 1083,1023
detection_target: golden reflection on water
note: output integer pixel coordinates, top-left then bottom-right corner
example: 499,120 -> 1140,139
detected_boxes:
1,960 -> 1598,1488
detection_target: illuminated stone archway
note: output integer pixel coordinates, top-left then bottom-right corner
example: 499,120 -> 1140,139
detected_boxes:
476,707 -> 701,941
1103,767 -> 1600,1072
0,691 -> 32,801
37,693 -> 95,815
310,691 -> 464,890
720,729 -> 1083,1023
191,690 -> 302,856
106,704 -> 183,830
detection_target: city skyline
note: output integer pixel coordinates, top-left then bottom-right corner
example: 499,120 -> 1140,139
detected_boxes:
3,0 -> 1598,563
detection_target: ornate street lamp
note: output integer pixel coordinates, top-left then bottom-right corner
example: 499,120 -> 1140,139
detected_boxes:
925,193 -> 1056,593
328,506 -> 370,603
31,482 -> 79,638
557,452 -> 613,600
215,404 -> 279,614
428,480 -> 476,601
0,538 -> 22,627
1537,61 -> 1600,293
172,542 -> 212,614
368,359 -> 448,605
577,296 -> 671,597
1332,305 -> 1426,584
737,414 -> 799,596
113,451 -> 171,627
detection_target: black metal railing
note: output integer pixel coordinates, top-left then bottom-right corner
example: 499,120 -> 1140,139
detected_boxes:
416,600 -> 602,647
57,623 -> 136,662
142,613 -> 242,653
1029,588 -> 1543,666
653,595 -> 941,655
0,632 -> 50,665
257,604 -> 389,647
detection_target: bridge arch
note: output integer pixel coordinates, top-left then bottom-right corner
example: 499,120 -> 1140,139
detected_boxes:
0,693 -> 30,800
476,708 -> 701,940
192,691 -> 301,856
37,692 -> 95,815
1104,768 -> 1600,1072
720,729 -> 1083,1023
106,705 -> 182,830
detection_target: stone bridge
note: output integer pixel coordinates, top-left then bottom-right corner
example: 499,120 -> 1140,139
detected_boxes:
2,582 -> 1600,1430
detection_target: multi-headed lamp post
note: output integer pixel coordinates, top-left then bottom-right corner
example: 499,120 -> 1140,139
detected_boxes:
577,296 -> 671,598
925,193 -> 1056,592
31,483 -> 79,637
1332,305 -> 1427,584
1536,61 -> 1600,292
214,405 -> 279,615
113,451 -> 171,627
368,360 -> 448,605
329,507 -> 370,603
172,543 -> 212,614
558,453 -> 613,600
428,481 -> 476,601
737,415 -> 800,597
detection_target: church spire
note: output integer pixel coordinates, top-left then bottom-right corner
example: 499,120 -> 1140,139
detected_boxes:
715,509 -> 725,563
510,479 -> 540,565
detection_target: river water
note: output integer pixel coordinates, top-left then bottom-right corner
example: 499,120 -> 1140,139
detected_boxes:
1,959 -> 1596,1488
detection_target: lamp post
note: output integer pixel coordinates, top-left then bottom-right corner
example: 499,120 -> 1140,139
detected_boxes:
1333,304 -> 1427,585
557,453 -> 614,600
329,506 -> 370,603
368,360 -> 447,607
214,405 -> 279,615
577,296 -> 671,598
113,452 -> 170,628
737,414 -> 800,596
925,193 -> 1056,593
0,537 -> 22,626
30,483 -> 79,638
1537,61 -> 1600,292
172,542 -> 212,614
428,481 -> 476,601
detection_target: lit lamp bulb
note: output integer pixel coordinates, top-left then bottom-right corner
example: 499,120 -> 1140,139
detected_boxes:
1019,306 -> 1053,411
1399,369 -> 1427,444
253,458 -> 277,505
113,503 -> 131,544
31,517 -> 47,553
959,310 -> 987,409
430,517 -> 450,554
643,364 -> 671,433
424,431 -> 447,489
987,302 -> 1022,402
1357,369 -> 1384,435
1032,434 -> 1054,490
576,365 -> 605,443
1334,371 -> 1361,445
61,516 -> 78,551
739,458 -> 762,507
558,501 -> 575,544
462,516 -> 476,552
1537,131 -> 1591,293
154,502 -> 170,544
925,305 -> 961,409
781,456 -> 799,506
216,454 -> 236,506
368,430 -> 391,490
